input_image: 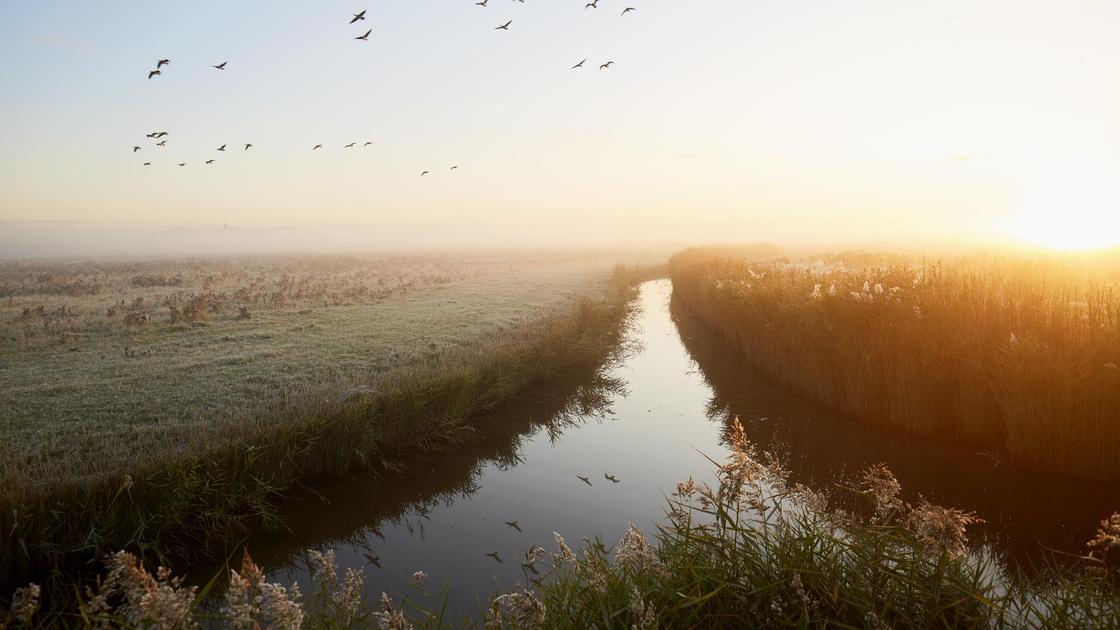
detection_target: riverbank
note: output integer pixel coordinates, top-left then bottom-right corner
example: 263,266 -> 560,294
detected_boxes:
0,260 -> 658,600
12,416 -> 1118,628
668,247 -> 1120,483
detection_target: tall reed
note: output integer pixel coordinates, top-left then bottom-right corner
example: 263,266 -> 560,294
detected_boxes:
669,248 -> 1120,482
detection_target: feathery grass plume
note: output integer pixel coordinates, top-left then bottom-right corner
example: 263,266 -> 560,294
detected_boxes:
492,589 -> 547,629
614,523 -> 662,576
906,500 -> 983,558
373,592 -> 413,630
552,533 -> 577,567
308,548 -> 365,625
79,550 -> 197,628
860,463 -> 904,521
4,583 -> 40,626
1088,512 -> 1120,574
628,586 -> 658,630
223,549 -> 304,629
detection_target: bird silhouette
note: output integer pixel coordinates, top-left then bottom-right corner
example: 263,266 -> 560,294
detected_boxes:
351,10 -> 366,23
132,146 -> 141,153
156,140 -> 168,146
345,142 -> 356,148
605,473 -> 621,483
600,61 -> 614,70
356,29 -> 372,41
363,141 -> 373,146
577,475 -> 593,486
486,552 -> 503,563
496,20 -> 512,30
142,162 -> 151,166
157,59 -> 171,68
244,143 -> 253,151
505,520 -> 521,532
476,0 -> 488,5
585,1 -> 598,8
363,552 -> 382,569
147,70 -> 161,79
621,7 -> 636,15
312,144 -> 324,150
450,165 -> 459,170
205,159 -> 215,165
572,59 -> 586,69
148,131 -> 168,138
212,62 -> 227,70
421,170 -> 429,176
177,162 -> 186,167
217,144 -> 226,151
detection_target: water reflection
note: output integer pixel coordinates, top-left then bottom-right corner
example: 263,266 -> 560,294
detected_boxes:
193,279 -> 1119,621
670,291 -> 1120,566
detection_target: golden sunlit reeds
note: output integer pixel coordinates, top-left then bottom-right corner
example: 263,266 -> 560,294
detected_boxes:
669,248 -> 1120,482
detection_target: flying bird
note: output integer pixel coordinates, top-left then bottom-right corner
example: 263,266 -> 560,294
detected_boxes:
420,170 -> 429,176
486,552 -> 502,563
177,162 -> 186,167
363,552 -> 382,569
577,475 -> 593,486
157,59 -> 171,68
312,144 -> 323,150
212,62 -> 227,70
495,20 -> 512,30
147,70 -> 161,79
585,1 -> 598,8
571,59 -> 586,69
450,165 -> 458,170
217,144 -> 226,151
132,146 -> 141,153
345,142 -> 356,148
621,7 -> 636,15
142,162 -> 151,166
604,473 -> 621,483
156,140 -> 168,146
205,159 -> 215,164
600,61 -> 614,70
505,520 -> 521,532
351,10 -> 366,23
363,141 -> 373,146
244,143 -> 253,150
476,0 -> 488,5
356,29 -> 372,40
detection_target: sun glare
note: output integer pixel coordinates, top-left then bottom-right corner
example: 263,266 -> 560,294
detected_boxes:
1001,160 -> 1120,250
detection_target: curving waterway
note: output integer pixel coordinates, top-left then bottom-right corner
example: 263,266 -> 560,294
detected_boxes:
202,279 -> 1120,617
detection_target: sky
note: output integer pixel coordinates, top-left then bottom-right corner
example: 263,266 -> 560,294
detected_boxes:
2,1 -> 1120,255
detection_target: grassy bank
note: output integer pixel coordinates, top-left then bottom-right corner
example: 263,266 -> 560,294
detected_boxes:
0,261 -> 653,597
669,247 -> 1120,482
10,418 -> 1117,628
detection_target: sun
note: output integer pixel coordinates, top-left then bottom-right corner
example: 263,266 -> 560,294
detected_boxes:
1000,159 -> 1120,251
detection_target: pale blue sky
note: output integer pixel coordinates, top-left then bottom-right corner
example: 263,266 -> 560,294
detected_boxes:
3,1 -> 1120,251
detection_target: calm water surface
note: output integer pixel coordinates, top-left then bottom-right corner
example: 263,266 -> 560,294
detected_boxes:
211,279 -> 1120,617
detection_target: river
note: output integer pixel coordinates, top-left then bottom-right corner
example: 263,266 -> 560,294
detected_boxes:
211,279 -> 1120,618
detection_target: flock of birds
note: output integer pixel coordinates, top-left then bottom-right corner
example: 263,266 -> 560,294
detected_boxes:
133,4 -> 637,173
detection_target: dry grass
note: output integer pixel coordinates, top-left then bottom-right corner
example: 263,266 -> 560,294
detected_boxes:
670,247 -> 1120,482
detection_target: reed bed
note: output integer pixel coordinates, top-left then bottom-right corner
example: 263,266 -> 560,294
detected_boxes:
0,264 -> 651,601
669,247 -> 1120,482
